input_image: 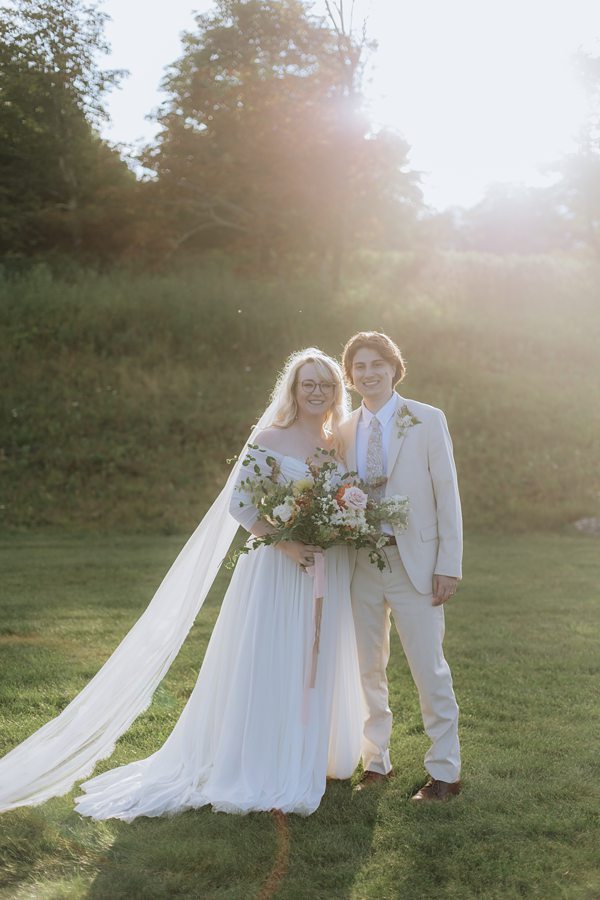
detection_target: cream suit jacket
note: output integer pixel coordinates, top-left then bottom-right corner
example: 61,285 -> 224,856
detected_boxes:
338,393 -> 463,595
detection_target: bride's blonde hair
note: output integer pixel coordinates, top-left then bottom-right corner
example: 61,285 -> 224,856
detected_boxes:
267,348 -> 349,439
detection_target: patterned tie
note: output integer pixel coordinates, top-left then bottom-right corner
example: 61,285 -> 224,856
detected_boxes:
366,416 -> 386,502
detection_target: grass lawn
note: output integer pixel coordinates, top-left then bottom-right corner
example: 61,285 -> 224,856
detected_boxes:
0,531 -> 599,899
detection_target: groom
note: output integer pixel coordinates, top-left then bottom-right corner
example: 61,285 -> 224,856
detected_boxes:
339,332 -> 462,802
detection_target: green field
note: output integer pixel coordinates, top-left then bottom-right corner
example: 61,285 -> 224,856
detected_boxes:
2,252 -> 599,535
0,532 -> 599,899
1,252 -> 599,897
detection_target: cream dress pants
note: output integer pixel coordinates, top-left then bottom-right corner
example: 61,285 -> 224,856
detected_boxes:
351,546 -> 461,782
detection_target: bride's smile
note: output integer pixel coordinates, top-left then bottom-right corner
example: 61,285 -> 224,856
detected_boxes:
295,363 -> 336,420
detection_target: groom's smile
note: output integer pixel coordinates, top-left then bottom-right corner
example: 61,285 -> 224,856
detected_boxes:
351,347 -> 396,411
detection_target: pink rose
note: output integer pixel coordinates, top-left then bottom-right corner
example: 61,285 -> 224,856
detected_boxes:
340,485 -> 368,511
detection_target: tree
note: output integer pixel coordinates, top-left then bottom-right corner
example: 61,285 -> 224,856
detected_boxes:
550,51 -> 600,258
553,152 -> 600,257
142,0 -> 421,275
457,184 -> 570,254
0,0 -> 134,261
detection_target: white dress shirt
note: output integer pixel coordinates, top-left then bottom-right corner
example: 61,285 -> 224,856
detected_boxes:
356,393 -> 398,480
356,393 -> 398,535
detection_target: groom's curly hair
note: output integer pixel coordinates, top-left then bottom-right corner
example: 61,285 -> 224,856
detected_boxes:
342,332 -> 406,388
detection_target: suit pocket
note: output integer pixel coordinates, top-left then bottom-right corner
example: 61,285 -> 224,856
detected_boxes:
420,523 -> 439,542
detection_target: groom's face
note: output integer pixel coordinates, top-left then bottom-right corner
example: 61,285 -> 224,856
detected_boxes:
351,347 -> 395,405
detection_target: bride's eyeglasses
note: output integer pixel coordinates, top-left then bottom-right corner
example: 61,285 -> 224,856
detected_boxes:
300,380 -> 336,395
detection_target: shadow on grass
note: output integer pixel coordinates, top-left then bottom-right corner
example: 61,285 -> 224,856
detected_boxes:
281,778 -> 383,899
84,807 -> 274,899
81,777 -> 381,900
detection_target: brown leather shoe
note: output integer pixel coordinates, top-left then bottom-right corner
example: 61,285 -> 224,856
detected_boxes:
353,769 -> 394,792
410,778 -> 462,802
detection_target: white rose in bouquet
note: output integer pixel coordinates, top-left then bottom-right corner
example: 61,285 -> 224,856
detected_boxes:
272,498 -> 296,523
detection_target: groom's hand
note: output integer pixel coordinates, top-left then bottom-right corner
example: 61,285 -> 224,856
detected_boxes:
432,575 -> 458,606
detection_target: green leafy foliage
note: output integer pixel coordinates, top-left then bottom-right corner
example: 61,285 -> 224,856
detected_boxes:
139,0 -> 421,272
0,0 -> 136,262
0,252 -> 598,535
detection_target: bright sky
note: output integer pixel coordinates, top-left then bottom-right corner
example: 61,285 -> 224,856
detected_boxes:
101,0 -> 600,210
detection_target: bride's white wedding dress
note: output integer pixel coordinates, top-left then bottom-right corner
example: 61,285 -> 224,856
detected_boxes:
73,449 -> 362,820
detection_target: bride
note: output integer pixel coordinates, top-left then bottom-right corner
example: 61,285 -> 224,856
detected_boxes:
0,349 -> 362,819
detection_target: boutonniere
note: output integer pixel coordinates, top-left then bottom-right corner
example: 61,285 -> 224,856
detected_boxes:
396,404 -> 422,438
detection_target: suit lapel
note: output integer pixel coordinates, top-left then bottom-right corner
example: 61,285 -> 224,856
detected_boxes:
386,393 -> 406,478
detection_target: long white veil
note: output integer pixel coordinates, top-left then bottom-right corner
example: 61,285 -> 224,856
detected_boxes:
0,402 -> 277,813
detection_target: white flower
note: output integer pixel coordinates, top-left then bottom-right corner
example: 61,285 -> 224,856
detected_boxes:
322,473 -> 337,491
377,494 -> 410,529
395,404 -> 422,438
331,507 -> 368,530
273,500 -> 295,522
385,494 -> 409,509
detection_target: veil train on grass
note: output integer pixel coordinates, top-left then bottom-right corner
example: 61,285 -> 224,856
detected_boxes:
0,402 -> 278,813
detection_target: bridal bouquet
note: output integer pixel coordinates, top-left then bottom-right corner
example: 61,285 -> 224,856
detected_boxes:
232,445 -> 409,570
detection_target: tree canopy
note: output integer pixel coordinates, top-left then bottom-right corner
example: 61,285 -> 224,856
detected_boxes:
1,0 -> 598,269
0,0 -> 134,262
140,0 -> 421,275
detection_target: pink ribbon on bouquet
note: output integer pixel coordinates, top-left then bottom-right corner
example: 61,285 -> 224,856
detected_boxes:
306,551 -> 325,689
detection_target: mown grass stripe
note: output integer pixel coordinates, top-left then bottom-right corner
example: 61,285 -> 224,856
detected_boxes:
257,811 -> 291,900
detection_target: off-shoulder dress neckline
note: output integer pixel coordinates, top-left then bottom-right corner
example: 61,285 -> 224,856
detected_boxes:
253,443 -> 335,468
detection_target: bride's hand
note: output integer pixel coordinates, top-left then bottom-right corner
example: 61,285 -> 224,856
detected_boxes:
278,542 -> 322,568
